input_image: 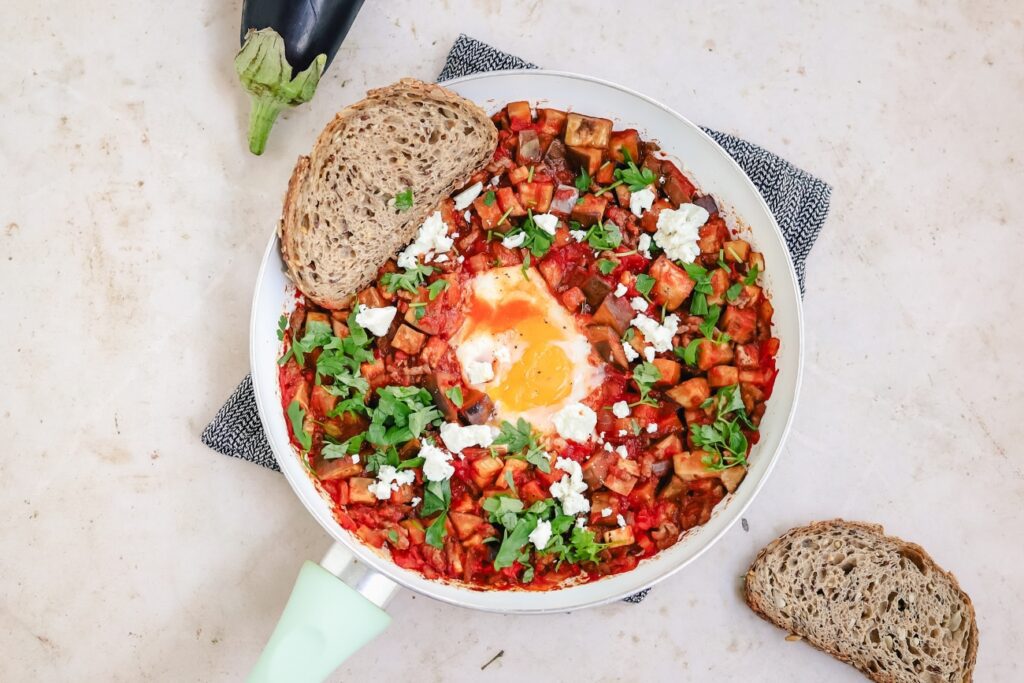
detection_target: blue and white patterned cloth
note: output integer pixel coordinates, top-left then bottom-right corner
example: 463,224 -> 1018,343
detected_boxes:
202,35 -> 832,604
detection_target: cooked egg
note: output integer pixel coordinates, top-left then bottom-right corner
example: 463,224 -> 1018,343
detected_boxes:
453,266 -> 604,432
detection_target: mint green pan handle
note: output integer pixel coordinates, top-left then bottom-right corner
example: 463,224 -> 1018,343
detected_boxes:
248,543 -> 399,683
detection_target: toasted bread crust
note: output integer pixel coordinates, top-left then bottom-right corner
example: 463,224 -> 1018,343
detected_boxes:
744,520 -> 978,683
279,78 -> 497,309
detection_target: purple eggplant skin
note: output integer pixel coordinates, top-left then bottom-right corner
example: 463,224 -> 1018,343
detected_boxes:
692,194 -> 719,215
240,0 -> 365,72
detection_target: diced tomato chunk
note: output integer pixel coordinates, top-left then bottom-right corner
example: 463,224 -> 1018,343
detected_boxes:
722,305 -> 757,343
517,182 -> 553,213
496,187 -> 526,217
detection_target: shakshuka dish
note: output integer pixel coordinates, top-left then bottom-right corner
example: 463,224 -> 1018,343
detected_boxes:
277,102 -> 779,589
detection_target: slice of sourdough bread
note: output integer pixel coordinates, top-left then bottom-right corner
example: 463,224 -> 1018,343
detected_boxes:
280,78 -> 497,308
744,520 -> 978,683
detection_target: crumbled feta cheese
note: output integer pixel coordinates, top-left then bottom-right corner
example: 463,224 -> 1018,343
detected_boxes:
352,454 -> 360,464
420,442 -> 455,482
528,519 -> 553,550
433,253 -> 449,263
612,401 -> 631,418
457,255 -> 465,263
502,231 -> 526,249
396,211 -> 454,269
494,346 -> 512,364
440,422 -> 495,453
631,313 -> 680,353
614,283 -> 628,298
463,210 -> 472,222
630,296 -> 648,312
623,343 -> 639,362
453,182 -> 484,210
601,507 -> 612,517
490,175 -> 501,186
603,442 -> 613,452
629,187 -> 655,217
575,517 -> 587,529
598,432 -> 606,443
637,233 -> 652,259
644,346 -> 656,362
618,429 -> 628,436
533,213 -> 559,234
368,465 -> 416,500
354,304 -> 397,337
464,359 -> 495,385
570,229 -> 587,242
549,457 -> 590,516
553,402 -> 597,443
646,423 -> 658,434
411,496 -> 421,507
616,514 -> 627,528
615,445 -> 629,459
654,204 -> 709,264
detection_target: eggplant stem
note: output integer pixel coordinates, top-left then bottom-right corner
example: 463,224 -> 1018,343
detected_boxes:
247,94 -> 286,156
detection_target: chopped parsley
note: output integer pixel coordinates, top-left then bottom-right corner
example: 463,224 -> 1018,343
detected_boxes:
445,385 -> 464,407
726,263 -> 760,302
502,210 -> 554,258
682,262 -> 714,316
675,304 -> 730,367
584,220 -> 622,251
574,166 -> 591,193
483,496 -> 605,572
421,479 -> 451,548
321,433 -> 365,460
494,418 -> 550,473
483,190 -> 497,206
692,384 -> 754,471
635,273 -> 656,299
614,158 -> 655,192
631,361 -> 662,406
393,189 -> 413,211
286,400 -> 312,451
366,385 -> 443,447
596,258 -> 617,275
381,263 -> 435,294
276,314 -> 288,341
427,278 -> 449,301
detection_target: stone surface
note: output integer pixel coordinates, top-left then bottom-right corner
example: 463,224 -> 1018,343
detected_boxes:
2,1 -> 1022,681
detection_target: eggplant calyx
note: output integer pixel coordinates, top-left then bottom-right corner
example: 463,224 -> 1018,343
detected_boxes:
234,28 -> 326,155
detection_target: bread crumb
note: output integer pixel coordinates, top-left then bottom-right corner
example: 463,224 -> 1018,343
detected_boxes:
785,634 -> 803,642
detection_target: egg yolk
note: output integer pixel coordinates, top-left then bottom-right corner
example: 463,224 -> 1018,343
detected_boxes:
454,267 -> 600,423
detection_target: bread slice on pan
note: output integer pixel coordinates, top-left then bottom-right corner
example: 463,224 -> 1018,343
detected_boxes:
280,78 -> 497,308
744,520 -> 977,683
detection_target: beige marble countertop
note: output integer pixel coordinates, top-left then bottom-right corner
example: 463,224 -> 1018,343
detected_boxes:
3,0 -> 1022,680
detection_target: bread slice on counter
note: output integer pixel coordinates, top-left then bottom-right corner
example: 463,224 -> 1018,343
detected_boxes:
744,520 -> 978,683
280,77 -> 497,308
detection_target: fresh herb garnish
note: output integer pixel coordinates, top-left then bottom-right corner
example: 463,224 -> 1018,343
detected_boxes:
483,190 -> 497,206
527,165 -> 535,182
596,258 -> 617,275
382,263 -> 435,294
574,167 -> 591,193
393,189 -> 413,211
496,206 -> 514,227
613,158 -> 655,192
691,384 -> 754,471
635,273 -> 656,299
631,361 -> 662,406
584,220 -> 622,251
321,432 -> 365,460
422,479 -> 452,548
682,262 -> 714,316
445,385 -> 464,407
366,385 -> 443,447
502,210 -> 554,259
427,279 -> 449,301
674,304 -> 730,367
727,263 -> 761,302
494,418 -> 550,473
276,314 -> 288,341
286,400 -> 312,451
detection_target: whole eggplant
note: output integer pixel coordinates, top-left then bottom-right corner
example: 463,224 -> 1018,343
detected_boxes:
235,0 -> 365,155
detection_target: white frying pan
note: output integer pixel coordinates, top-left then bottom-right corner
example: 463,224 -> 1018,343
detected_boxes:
246,70 -> 804,682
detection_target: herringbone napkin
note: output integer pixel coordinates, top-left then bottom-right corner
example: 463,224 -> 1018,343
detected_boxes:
202,35 -> 832,604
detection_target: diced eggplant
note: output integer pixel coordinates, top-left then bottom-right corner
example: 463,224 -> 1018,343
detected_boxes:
537,108 -> 568,135
357,286 -> 386,309
567,145 -> 603,176
666,377 -> 710,409
424,374 -> 459,422
391,324 -> 425,355
595,161 -> 616,185
506,101 -> 533,130
604,462 -> 639,496
661,161 -> 696,206
582,450 -> 616,490
601,525 -> 635,547
591,294 -> 635,336
609,129 -> 640,164
658,475 -> 687,500
734,344 -> 761,370
673,450 -> 719,480
470,455 -> 504,489
538,258 -> 567,292
723,239 -> 751,263
315,456 -> 362,481
348,477 -> 377,504
613,184 -> 631,209
696,340 -> 734,370
650,434 -> 682,460
473,195 -> 504,230
722,305 -> 757,343
651,358 -> 681,386
570,193 -> 607,228
560,287 -> 586,312
544,137 -> 567,161
580,275 -> 613,308
460,388 -> 495,425
508,165 -> 531,184
549,184 -> 579,216
585,325 -> 629,370
517,129 -> 542,165
450,512 -> 485,540
748,251 -> 765,273
692,194 -> 719,215
719,466 -> 747,493
496,187 -> 527,218
707,365 -> 739,388
564,113 -> 613,148
707,268 -> 730,305
648,255 -> 695,310
517,182 -> 553,213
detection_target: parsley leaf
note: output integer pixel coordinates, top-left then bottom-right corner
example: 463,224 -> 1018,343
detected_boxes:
286,400 -> 312,451
691,384 -> 754,471
483,190 -> 497,206
503,210 -> 554,259
381,263 -> 435,294
494,418 -> 551,473
574,167 -> 591,193
367,386 -> 443,447
276,314 -> 288,341
631,361 -> 662,406
321,433 -> 365,460
613,159 -> 655,192
635,273 -> 656,299
393,189 -> 413,211
584,220 -> 622,251
445,385 -> 463,407
425,513 -> 448,549
427,279 -> 448,301
682,262 -> 714,316
421,479 -> 451,517
596,258 -> 617,275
